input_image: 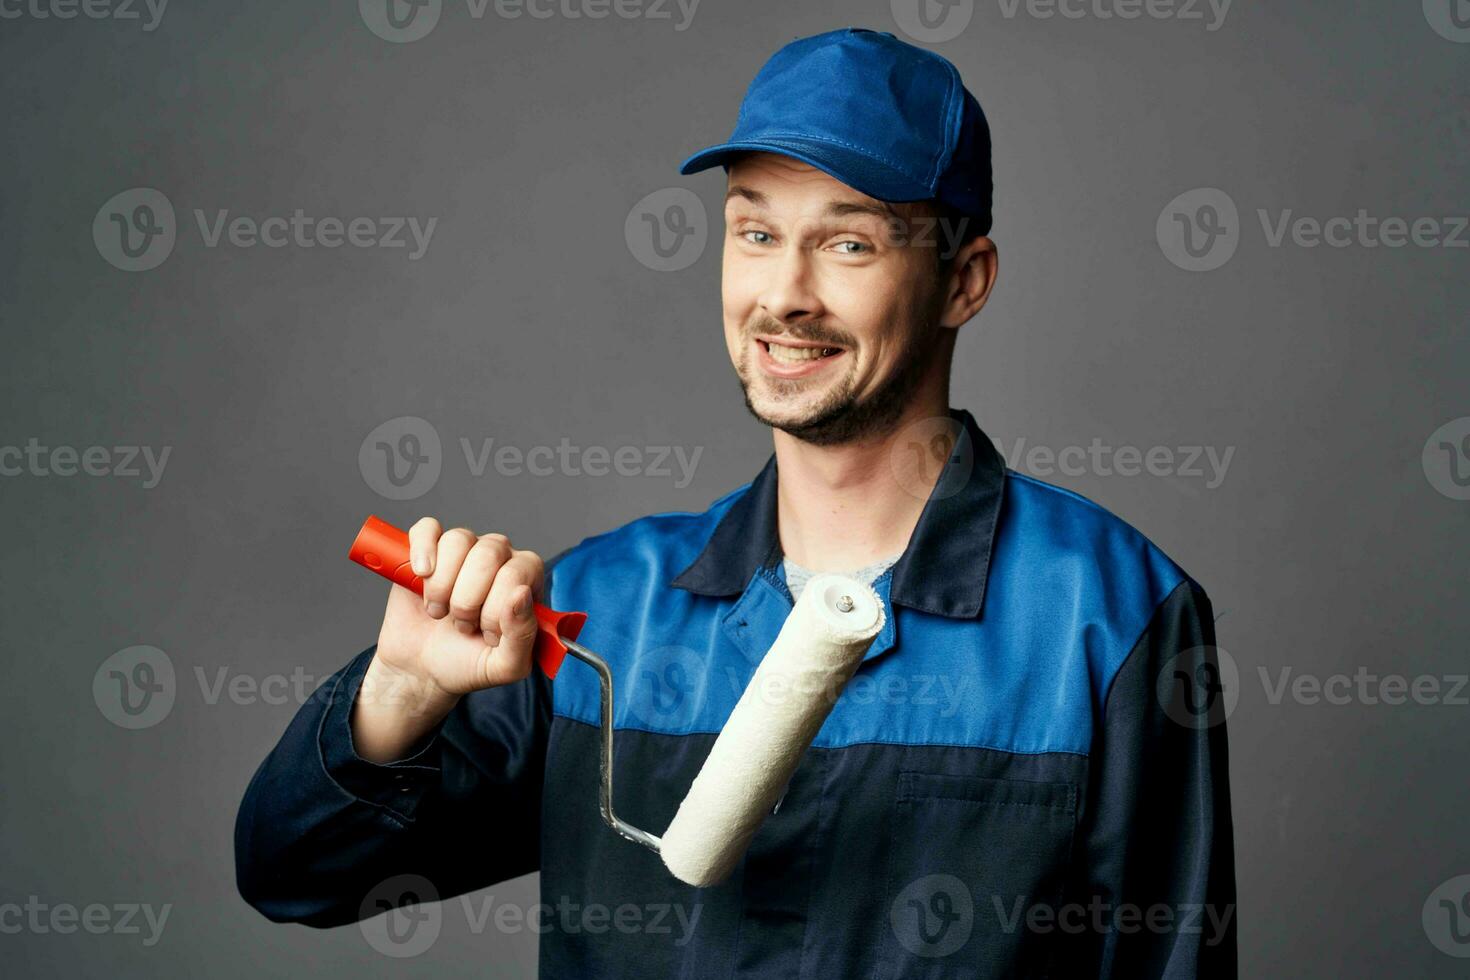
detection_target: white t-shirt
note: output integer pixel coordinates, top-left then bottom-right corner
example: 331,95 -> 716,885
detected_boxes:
780,552 -> 903,602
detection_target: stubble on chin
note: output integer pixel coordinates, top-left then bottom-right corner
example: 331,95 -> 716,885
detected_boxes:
736,332 -> 932,448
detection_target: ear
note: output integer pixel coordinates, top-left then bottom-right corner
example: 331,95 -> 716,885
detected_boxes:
938,236 -> 998,329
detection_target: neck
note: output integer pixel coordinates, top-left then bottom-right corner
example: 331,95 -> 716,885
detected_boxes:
773,388 -> 951,573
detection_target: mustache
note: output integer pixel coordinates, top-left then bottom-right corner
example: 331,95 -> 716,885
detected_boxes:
746,317 -> 855,349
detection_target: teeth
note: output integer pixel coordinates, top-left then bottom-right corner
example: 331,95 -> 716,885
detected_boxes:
766,341 -> 837,364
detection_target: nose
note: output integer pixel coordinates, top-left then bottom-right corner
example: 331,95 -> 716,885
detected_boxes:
758,246 -> 825,325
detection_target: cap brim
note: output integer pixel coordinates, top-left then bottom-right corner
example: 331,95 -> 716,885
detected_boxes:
678,136 -> 931,205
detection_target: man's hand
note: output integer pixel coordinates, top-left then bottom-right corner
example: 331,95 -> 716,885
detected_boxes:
353,517 -> 545,763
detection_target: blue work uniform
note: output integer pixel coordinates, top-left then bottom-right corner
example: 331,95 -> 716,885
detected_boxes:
235,407 -> 1237,978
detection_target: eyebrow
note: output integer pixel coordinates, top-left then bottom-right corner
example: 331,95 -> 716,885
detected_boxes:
724,185 -> 768,208
825,200 -> 899,221
724,185 -> 899,222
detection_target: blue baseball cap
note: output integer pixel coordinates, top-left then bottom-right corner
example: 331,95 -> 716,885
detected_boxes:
679,28 -> 993,235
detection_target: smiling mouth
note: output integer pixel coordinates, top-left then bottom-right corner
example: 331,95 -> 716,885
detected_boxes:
758,338 -> 845,365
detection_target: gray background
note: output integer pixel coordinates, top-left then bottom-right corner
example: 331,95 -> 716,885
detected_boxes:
2,0 -> 1467,976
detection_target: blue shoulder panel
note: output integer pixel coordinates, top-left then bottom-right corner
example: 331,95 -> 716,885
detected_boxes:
549,471 -> 1190,757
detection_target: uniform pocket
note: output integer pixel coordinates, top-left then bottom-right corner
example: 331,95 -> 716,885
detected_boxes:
878,771 -> 1078,980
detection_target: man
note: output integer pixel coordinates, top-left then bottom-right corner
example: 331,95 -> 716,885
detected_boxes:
236,27 -> 1236,978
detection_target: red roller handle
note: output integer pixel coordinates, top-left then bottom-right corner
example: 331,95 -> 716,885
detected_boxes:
348,515 -> 585,679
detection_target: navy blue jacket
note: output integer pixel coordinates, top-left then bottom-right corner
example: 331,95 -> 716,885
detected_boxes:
236,407 -> 1236,978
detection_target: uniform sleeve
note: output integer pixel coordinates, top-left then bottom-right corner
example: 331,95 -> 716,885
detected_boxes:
233,556 -> 565,927
1059,578 -> 1238,978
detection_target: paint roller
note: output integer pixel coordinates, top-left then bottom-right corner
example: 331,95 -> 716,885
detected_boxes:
348,515 -> 885,887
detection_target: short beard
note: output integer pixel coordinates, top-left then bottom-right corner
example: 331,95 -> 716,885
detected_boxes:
738,315 -> 939,448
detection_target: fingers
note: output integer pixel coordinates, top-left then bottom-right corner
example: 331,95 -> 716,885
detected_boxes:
480,551 -> 544,685
480,584 -> 538,686
480,550 -> 544,644
421,526 -> 477,619
410,518 -> 545,655
449,534 -> 513,635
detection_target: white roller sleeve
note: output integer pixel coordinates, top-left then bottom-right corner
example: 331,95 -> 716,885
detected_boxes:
659,573 -> 886,887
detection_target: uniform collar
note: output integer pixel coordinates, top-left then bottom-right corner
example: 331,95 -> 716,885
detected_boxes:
670,407 -> 1006,619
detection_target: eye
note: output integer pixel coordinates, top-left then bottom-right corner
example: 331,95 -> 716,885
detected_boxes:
741,230 -> 775,246
830,240 -> 870,255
